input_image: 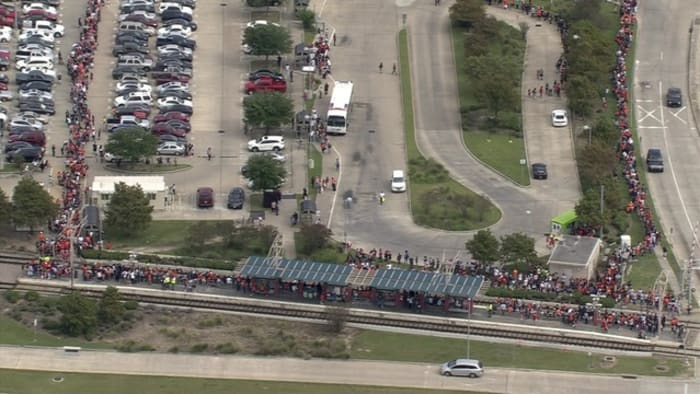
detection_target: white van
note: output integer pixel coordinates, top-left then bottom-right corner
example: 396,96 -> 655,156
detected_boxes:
118,21 -> 155,36
391,170 -> 406,193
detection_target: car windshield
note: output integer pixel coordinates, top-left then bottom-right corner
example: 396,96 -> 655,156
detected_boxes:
327,115 -> 345,127
447,360 -> 457,367
393,177 -> 404,182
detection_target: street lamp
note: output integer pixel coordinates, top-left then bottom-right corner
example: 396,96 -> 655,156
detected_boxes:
219,3 -> 228,195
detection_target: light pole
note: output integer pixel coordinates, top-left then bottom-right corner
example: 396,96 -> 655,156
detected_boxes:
466,297 -> 472,359
69,217 -> 88,290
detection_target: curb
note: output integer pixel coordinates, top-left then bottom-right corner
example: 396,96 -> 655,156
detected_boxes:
688,16 -> 700,137
104,164 -> 193,175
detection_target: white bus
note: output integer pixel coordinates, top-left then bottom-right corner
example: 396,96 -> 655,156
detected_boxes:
326,80 -> 353,135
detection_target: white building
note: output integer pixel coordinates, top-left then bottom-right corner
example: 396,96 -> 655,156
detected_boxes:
547,235 -> 602,281
91,176 -> 167,210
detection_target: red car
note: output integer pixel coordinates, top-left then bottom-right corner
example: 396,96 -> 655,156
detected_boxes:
0,7 -> 16,17
196,187 -> 214,208
24,9 -> 57,21
153,72 -> 190,85
245,77 -> 287,94
0,82 -> 8,91
0,16 -> 13,27
9,131 -> 46,146
151,123 -> 186,138
153,111 -> 190,123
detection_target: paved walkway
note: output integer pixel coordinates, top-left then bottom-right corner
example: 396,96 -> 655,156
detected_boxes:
0,347 -> 696,394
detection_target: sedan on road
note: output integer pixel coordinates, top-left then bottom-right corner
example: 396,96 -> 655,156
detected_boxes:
551,109 -> 568,127
666,87 -> 682,107
531,163 -> 548,180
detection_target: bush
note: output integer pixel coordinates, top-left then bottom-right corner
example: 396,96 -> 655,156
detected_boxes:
297,9 -> 315,31
196,317 -> 224,329
41,318 -> 61,332
4,290 -> 20,304
215,343 -> 239,354
23,291 -> 40,302
123,300 -> 139,310
190,343 -> 209,353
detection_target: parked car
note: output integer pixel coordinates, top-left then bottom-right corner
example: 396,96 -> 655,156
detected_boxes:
152,71 -> 190,84
161,18 -> 197,31
155,81 -> 189,94
157,96 -> 192,109
120,12 -> 159,28
18,101 -> 54,115
531,163 -> 548,180
151,123 -> 186,137
9,130 -> 46,145
157,24 -> 192,38
4,140 -> 38,153
153,111 -> 189,123
19,80 -> 52,92
112,42 -> 150,57
156,141 -> 185,155
227,187 -> 245,209
440,359 -> 484,378
16,69 -> 54,84
157,89 -> 191,101
157,44 -> 193,59
249,69 -> 285,81
246,20 -> 280,28
161,8 -> 193,22
196,187 -> 214,208
158,103 -> 192,115
112,65 -> 147,79
6,145 -> 43,162
245,77 -> 287,94
156,34 -> 195,49
247,135 -> 284,152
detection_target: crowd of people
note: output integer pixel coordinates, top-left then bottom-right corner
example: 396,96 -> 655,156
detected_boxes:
35,0 -> 104,264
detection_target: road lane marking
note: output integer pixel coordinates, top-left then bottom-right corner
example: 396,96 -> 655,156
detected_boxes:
658,81 -> 697,239
636,99 -> 654,103
669,107 -> 688,124
637,105 -> 661,123
638,126 -> 667,129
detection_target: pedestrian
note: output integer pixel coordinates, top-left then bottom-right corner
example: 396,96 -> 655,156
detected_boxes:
51,144 -> 56,157
378,62 -> 383,73
92,142 -> 97,153
332,33 -> 336,46
289,70 -> 294,82
539,86 -> 543,97
78,17 -> 82,27
331,177 -> 337,191
527,89 -> 531,97
392,63 -> 397,75
206,147 -> 212,160
378,192 -> 385,205
271,200 -> 277,214
335,157 -> 340,171
324,82 -> 329,96
277,55 -> 282,67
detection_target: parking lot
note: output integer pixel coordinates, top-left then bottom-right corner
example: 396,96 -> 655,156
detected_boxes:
82,0 -> 307,218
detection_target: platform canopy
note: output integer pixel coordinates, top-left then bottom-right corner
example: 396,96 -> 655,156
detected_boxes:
240,256 -> 353,286
370,268 -> 482,299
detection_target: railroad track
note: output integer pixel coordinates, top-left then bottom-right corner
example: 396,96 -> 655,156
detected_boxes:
13,278 -> 700,358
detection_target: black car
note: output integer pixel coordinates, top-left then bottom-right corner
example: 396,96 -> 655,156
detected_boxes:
531,163 -> 548,180
120,3 -> 155,14
158,49 -> 193,62
156,55 -> 193,67
19,97 -> 55,107
19,80 -> 52,92
156,35 -> 195,50
0,73 -> 9,84
161,9 -> 193,22
227,187 -> 245,209
4,141 -> 36,153
9,125 -> 42,134
165,0 -> 196,8
158,90 -> 192,101
113,103 -> 151,117
114,34 -> 149,47
153,60 -> 192,73
16,70 -> 54,84
161,18 -> 197,31
666,87 -> 682,107
21,0 -> 61,5
6,146 -> 43,162
159,104 -> 193,115
247,0 -> 282,6
18,36 -> 54,49
19,102 -> 55,115
112,42 -> 150,57
121,13 -> 159,28
159,134 -> 187,144
117,29 -> 150,41
249,69 -> 285,81
112,65 -> 147,80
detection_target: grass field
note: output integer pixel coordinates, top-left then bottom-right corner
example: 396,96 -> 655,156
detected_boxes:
351,330 -> 689,377
0,316 -> 109,349
451,20 -> 529,186
107,220 -> 233,249
0,370 -> 478,394
625,254 -> 662,291
399,29 -> 501,231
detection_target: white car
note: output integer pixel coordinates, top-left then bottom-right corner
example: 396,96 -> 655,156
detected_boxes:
19,30 -> 56,43
158,3 -> 193,15
14,112 -> 48,124
119,74 -> 150,85
551,109 -> 568,127
246,20 -> 280,29
247,135 -> 285,152
157,96 -> 192,109
157,44 -> 193,57
113,91 -> 153,107
10,118 -> 44,129
156,81 -> 189,94
16,57 -> 54,71
115,81 -> 152,93
32,21 -> 65,38
0,26 -> 12,43
157,25 -> 192,38
156,142 -> 186,156
262,151 -> 286,162
118,10 -> 158,21
23,3 -> 57,15
18,89 -> 53,100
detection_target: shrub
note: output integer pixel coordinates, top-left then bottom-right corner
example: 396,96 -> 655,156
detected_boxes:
190,343 -> 209,353
196,317 -> 224,329
4,290 -> 20,304
215,343 -> 239,354
168,346 -> 179,353
123,301 -> 139,311
23,291 -> 40,302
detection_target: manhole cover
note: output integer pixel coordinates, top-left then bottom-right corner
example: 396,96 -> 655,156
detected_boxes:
655,365 -> 670,372
603,356 -> 616,363
51,376 -> 64,383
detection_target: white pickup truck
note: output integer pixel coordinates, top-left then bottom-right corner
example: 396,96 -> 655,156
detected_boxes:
22,20 -> 65,38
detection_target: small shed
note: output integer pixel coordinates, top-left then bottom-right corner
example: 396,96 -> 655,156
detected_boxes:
547,235 -> 601,280
91,176 -> 167,210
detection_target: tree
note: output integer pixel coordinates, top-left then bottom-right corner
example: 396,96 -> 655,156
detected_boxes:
105,182 -> 154,236
58,292 -> 98,338
243,24 -> 293,60
466,229 -> 500,265
98,286 -> 125,326
0,187 -> 11,227
449,0 -> 485,28
297,223 -> 332,255
243,92 -> 295,132
245,154 -> 287,191
578,140 -> 616,191
105,127 -> 159,165
12,177 -> 59,231
566,75 -> 598,118
473,74 -> 519,117
297,8 -> 315,31
500,232 -> 537,264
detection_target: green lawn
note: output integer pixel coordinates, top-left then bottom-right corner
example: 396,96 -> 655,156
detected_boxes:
399,29 -> 501,231
462,131 -> 529,185
0,316 -> 110,349
0,370 -> 478,394
625,254 -> 662,291
451,21 -> 529,186
351,331 -> 689,377
107,220 -> 231,249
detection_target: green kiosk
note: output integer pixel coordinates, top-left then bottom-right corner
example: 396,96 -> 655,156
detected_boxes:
550,210 -> 577,236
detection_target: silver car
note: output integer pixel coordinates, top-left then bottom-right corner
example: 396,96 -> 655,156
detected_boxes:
18,89 -> 53,100
440,359 -> 483,378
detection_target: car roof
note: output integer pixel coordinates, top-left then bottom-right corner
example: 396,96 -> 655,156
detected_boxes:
552,109 -> 566,115
668,87 -> 681,93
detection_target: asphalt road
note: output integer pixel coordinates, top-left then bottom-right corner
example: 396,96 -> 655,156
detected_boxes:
633,1 -> 700,303
0,347 -> 697,394
321,0 -> 579,257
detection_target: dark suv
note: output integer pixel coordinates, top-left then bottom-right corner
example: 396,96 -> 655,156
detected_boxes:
666,87 -> 682,107
646,148 -> 664,173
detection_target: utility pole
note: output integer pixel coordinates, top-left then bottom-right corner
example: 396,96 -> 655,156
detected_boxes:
599,184 -> 605,241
